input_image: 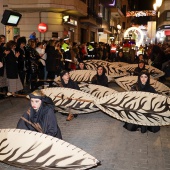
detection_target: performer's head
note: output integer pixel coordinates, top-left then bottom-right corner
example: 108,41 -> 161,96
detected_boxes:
78,61 -> 86,70
29,90 -> 54,111
60,70 -> 70,83
97,65 -> 106,76
29,90 -> 45,111
138,59 -> 145,69
138,69 -> 150,86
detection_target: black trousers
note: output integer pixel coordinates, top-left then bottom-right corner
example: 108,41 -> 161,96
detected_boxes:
47,71 -> 55,87
18,70 -> 26,86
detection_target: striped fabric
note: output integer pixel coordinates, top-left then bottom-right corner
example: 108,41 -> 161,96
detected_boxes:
7,78 -> 23,93
0,70 -> 7,88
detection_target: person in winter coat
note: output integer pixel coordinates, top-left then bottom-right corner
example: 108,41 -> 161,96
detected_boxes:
5,40 -> 23,94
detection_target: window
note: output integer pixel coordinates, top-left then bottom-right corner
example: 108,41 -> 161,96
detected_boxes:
105,8 -> 108,21
90,31 -> 95,42
167,11 -> 170,20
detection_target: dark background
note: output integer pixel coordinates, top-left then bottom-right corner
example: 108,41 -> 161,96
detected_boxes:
138,0 -> 155,10
128,0 -> 155,25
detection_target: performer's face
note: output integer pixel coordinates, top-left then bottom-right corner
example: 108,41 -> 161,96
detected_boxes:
119,52 -> 123,57
62,73 -> 70,82
140,74 -> 148,85
79,63 -> 84,70
31,98 -> 42,111
97,67 -> 103,76
139,62 -> 144,69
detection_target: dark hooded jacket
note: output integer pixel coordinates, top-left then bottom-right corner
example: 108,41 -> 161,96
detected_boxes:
133,60 -> 147,76
17,95 -> 62,139
131,69 -> 156,93
124,70 -> 160,133
91,65 -> 108,87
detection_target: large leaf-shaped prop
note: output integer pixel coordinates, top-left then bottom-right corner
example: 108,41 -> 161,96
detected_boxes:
83,60 -> 128,77
84,60 -> 127,68
115,76 -> 170,95
79,83 -> 117,98
117,64 -> 165,78
95,91 -> 170,126
41,87 -> 99,114
54,70 -> 114,83
0,129 -> 100,170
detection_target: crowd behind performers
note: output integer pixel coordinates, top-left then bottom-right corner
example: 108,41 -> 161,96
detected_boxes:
0,33 -> 170,97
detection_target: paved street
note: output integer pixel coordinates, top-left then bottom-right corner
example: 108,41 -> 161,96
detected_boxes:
0,81 -> 170,170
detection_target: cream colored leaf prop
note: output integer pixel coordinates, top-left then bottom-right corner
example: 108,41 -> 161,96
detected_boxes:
54,70 -> 114,83
95,91 -> 170,126
83,60 -> 127,68
104,63 -> 128,77
115,76 -> 170,95
110,62 -> 128,67
69,70 -> 99,82
118,64 -> 165,78
115,76 -> 137,91
79,83 -> 117,98
54,70 -> 96,83
83,60 -> 128,77
0,129 -> 100,170
41,87 -> 99,114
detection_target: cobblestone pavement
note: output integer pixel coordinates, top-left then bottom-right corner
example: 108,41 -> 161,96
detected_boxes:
0,81 -> 170,170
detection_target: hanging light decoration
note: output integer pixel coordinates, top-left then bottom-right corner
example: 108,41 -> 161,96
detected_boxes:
156,0 -> 162,8
153,3 -> 157,11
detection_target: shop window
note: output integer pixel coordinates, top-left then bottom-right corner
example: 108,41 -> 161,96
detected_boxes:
90,31 -> 95,42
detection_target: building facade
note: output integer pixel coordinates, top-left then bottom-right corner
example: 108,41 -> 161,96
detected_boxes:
157,0 -> 170,44
0,0 -> 129,44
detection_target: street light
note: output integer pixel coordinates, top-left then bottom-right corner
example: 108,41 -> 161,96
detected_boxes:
117,24 -> 121,44
153,0 -> 162,9
156,0 -> 162,8
153,0 -> 162,44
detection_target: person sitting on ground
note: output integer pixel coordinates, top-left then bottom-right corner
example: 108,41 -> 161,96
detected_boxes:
123,70 -> 160,133
77,60 -> 87,70
91,65 -> 108,87
115,50 -> 127,62
59,70 -> 80,121
133,60 -> 147,76
17,90 -> 62,139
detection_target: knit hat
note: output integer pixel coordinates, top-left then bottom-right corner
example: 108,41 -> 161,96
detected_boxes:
60,70 -> 68,78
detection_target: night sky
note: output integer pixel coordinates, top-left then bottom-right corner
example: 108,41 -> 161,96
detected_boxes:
138,0 -> 155,10
128,0 -> 156,25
